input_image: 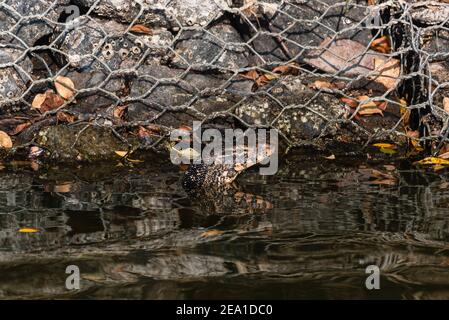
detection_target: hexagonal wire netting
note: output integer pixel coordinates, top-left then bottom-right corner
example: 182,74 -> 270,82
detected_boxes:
1,0 -> 449,154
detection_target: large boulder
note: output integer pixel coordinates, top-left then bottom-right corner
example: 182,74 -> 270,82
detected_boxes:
171,21 -> 249,71
0,44 -> 32,107
0,0 -> 69,46
73,0 -> 228,29
54,17 -> 173,70
237,0 -> 377,65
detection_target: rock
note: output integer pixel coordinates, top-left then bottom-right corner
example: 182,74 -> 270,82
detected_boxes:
73,0 -> 228,29
54,17 -> 173,70
59,68 -> 127,113
127,64 -> 253,127
0,0 -> 69,46
36,125 -> 139,162
0,45 -> 33,106
234,75 -> 403,149
171,22 -> 249,71
239,0 -> 375,65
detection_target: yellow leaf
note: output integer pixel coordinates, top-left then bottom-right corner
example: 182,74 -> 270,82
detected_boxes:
115,151 -> 128,157
18,228 -> 39,233
0,131 -> 13,149
54,76 -> 76,100
414,157 -> 449,166
200,229 -> 224,238
373,143 -> 396,149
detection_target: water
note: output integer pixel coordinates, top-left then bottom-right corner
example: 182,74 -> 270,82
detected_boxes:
1,153 -> 449,299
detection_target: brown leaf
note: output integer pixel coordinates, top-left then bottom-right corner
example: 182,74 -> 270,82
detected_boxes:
255,74 -> 270,87
11,122 -> 31,135
241,69 -> 259,81
54,76 -> 76,100
443,97 -> 449,113
130,24 -> 152,34
32,93 -> 47,108
113,105 -> 128,119
0,131 -> 12,149
34,90 -> 65,113
340,97 -> 358,108
370,36 -> 391,54
313,80 -> 335,90
358,107 -> 384,116
56,111 -> 75,123
272,64 -> 297,74
371,58 -> 401,90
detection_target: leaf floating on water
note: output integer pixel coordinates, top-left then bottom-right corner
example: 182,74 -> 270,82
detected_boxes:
18,228 -> 39,233
200,229 -> 224,238
54,76 -> 76,100
414,157 -> 449,166
0,131 -> 12,149
130,24 -> 152,34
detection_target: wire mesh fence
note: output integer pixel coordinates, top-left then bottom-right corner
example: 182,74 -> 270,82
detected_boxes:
1,0 -> 449,156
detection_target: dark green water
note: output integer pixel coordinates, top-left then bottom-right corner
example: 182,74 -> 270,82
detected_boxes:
1,153 -> 449,299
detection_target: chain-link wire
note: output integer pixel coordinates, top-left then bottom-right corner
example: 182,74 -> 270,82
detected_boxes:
1,0 -> 449,155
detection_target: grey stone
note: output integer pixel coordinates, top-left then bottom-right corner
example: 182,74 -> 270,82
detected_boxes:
0,45 -> 32,105
54,17 -> 174,70
239,0 -> 375,65
127,64 -> 253,127
234,75 -> 402,147
171,22 -> 249,71
0,0 -> 69,46
73,0 -> 228,29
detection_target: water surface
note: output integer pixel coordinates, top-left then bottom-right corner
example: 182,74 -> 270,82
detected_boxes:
1,153 -> 449,299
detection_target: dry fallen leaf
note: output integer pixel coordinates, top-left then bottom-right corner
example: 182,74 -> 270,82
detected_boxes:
241,69 -> 259,81
443,97 -> 449,113
0,131 -> 13,149
113,105 -> 128,119
370,36 -> 391,54
11,122 -> 31,135
57,111 -> 75,123
325,154 -> 336,160
371,58 -> 401,90
313,80 -> 335,90
32,93 -> 47,108
130,24 -> 152,34
200,229 -> 224,238
55,76 -> 76,100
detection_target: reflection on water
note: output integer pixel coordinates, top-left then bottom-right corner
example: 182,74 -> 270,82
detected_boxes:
1,153 -> 449,299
